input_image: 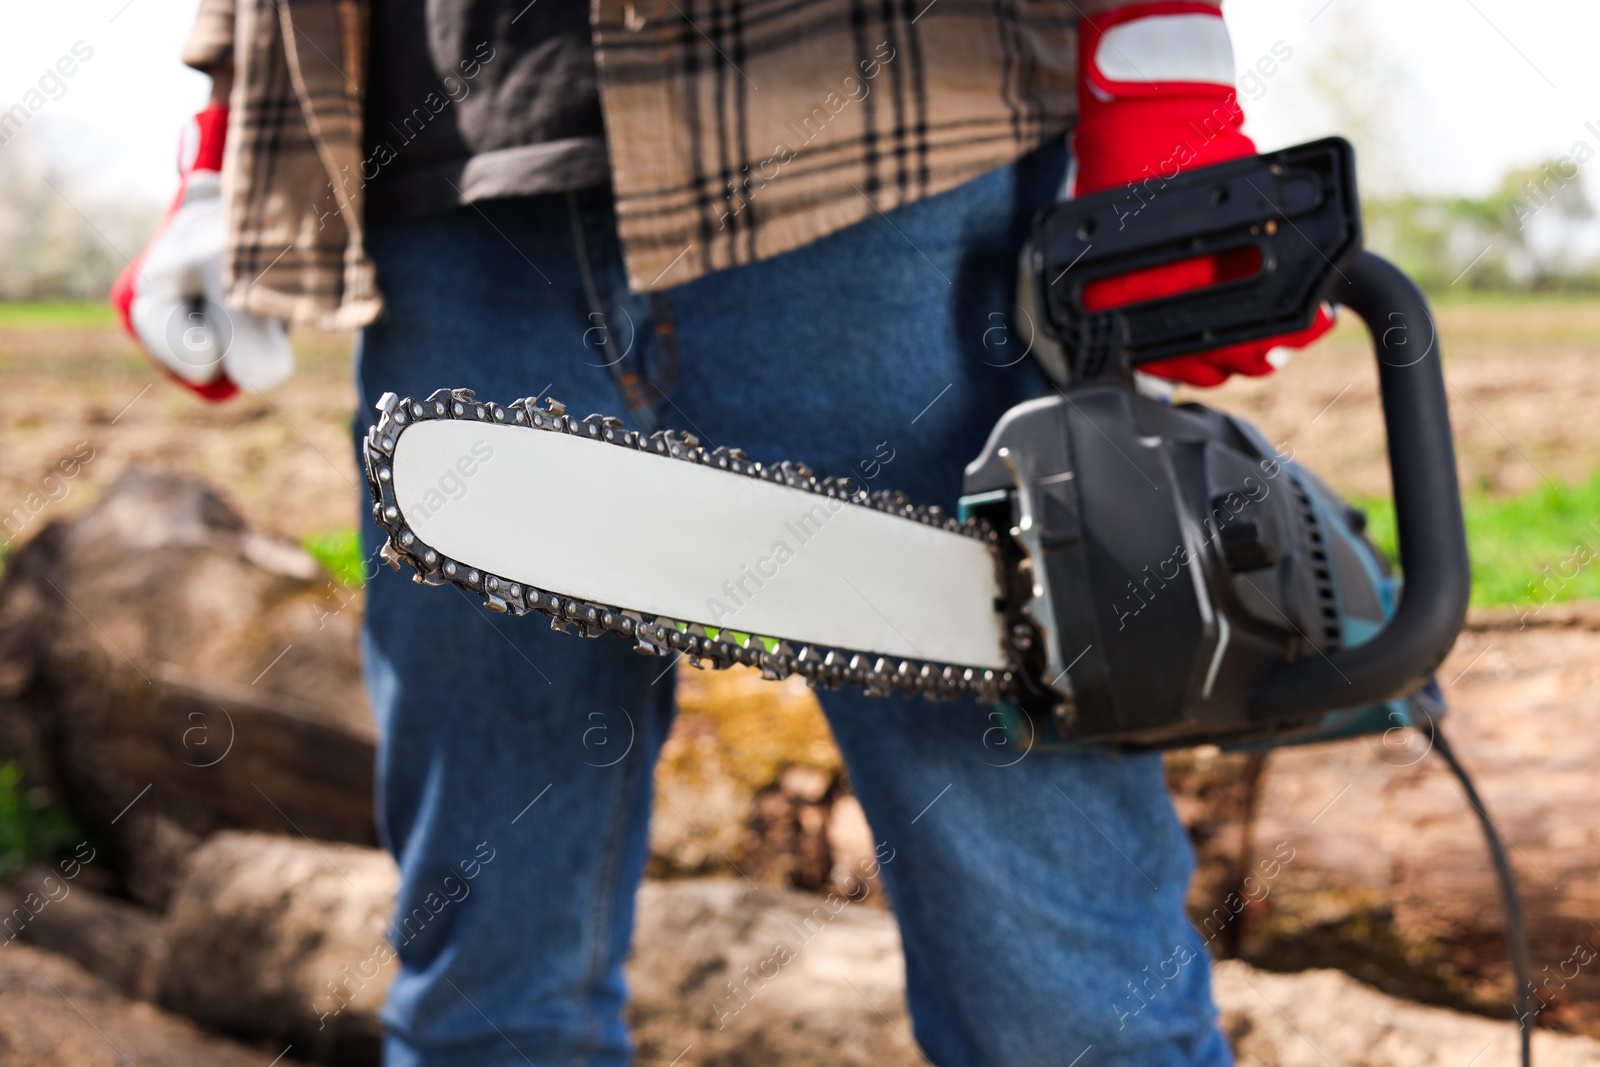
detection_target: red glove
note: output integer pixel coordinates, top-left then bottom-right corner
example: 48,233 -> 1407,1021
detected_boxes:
1071,1 -> 1332,387
111,107 -> 293,401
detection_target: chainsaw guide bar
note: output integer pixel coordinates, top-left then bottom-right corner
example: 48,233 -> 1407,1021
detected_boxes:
363,388 -> 1019,702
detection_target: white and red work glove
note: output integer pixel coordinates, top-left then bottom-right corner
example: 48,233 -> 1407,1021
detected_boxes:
111,106 -> 293,401
1072,1 -> 1332,387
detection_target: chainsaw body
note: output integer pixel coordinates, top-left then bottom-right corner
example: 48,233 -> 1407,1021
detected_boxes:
961,138 -> 1469,749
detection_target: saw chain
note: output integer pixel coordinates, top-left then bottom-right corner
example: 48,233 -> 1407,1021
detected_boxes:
364,388 -> 1019,703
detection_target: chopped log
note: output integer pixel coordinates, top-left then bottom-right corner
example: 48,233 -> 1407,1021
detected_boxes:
0,472 -> 376,906
0,864 -> 166,998
159,832 -> 393,1066
1175,607 -> 1600,1037
156,832 -> 1600,1067
0,941 -> 316,1067
1212,960 -> 1600,1067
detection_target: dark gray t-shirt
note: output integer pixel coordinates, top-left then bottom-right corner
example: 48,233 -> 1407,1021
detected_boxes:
364,0 -> 608,220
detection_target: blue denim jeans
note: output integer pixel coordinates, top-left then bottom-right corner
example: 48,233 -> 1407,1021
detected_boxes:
355,140 -> 1231,1067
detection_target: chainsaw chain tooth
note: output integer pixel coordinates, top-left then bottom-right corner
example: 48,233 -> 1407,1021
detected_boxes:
571,601 -> 604,637
794,646 -> 823,678
680,624 -> 711,669
707,641 -> 731,664
819,475 -> 852,498
621,609 -> 657,654
364,391 -> 1017,703
759,642 -> 797,682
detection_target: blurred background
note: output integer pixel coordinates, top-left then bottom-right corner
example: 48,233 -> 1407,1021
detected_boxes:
0,1 -> 1598,1065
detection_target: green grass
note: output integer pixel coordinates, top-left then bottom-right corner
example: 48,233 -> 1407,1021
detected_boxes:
0,301 -> 119,329
1359,474 -> 1600,608
0,762 -> 82,883
303,529 -> 370,587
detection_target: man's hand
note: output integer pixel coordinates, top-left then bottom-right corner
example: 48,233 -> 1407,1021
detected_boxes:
111,104 -> 294,400
1072,1 -> 1332,386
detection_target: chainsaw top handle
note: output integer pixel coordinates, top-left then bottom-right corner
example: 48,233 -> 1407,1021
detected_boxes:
1029,137 -> 1470,720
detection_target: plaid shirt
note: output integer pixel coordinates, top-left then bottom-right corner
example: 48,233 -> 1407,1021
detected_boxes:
185,0 -> 1080,329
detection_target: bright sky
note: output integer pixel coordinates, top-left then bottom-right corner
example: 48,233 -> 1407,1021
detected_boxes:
1229,0 -> 1600,200
3,0 -> 1598,206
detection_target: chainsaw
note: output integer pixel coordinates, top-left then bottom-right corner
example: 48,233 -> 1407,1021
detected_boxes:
363,139 -> 1536,1060
362,138 -> 1468,752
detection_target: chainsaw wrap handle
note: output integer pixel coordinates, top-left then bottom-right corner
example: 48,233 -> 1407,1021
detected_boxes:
1247,251 -> 1470,719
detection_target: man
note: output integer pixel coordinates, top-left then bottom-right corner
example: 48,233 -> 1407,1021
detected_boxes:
117,1 -> 1326,1062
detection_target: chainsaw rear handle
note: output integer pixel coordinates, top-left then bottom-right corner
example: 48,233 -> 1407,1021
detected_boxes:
1247,251 -> 1470,719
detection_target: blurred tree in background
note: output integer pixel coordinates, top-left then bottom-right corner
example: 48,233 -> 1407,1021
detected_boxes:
0,131 -> 160,302
1366,158 -> 1598,292
1290,5 -> 1600,295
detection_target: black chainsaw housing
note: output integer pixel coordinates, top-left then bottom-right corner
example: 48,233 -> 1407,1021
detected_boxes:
963,388 -> 1404,747
963,139 -> 1470,749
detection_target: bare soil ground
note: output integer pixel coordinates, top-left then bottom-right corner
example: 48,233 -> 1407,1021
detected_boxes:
0,325 -> 357,548
2,297 -> 1597,543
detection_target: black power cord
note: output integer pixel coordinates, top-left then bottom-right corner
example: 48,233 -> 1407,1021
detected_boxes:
1430,722 -> 1534,1067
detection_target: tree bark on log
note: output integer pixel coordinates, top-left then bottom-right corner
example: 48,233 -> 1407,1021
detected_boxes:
156,832 -> 1600,1067
0,942 -> 319,1067
0,473 -> 376,906
1175,607 -> 1600,1037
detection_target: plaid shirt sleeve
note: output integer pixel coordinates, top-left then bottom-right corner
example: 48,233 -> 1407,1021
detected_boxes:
196,0 -> 1078,326
224,0 -> 381,329
182,0 -> 236,70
